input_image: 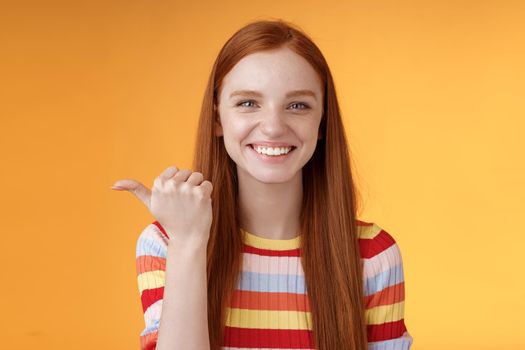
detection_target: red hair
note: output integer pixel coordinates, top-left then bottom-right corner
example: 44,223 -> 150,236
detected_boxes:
192,18 -> 367,350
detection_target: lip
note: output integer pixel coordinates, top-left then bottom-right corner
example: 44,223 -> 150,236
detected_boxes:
248,142 -> 296,148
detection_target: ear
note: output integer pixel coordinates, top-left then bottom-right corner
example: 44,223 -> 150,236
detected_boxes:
214,104 -> 223,137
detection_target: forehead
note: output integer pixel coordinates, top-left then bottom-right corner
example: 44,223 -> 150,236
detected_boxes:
219,47 -> 323,99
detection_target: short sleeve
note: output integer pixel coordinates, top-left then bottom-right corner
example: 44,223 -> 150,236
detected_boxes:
361,223 -> 414,350
135,221 -> 169,350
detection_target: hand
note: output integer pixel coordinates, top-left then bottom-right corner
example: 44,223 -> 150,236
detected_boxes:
111,166 -> 214,248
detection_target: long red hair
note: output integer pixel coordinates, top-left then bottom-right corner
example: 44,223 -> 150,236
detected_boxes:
192,18 -> 367,350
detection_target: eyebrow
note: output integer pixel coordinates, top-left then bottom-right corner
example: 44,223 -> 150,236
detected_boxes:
229,89 -> 317,100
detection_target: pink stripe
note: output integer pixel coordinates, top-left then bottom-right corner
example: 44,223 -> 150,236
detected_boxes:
362,244 -> 402,279
242,252 -> 304,276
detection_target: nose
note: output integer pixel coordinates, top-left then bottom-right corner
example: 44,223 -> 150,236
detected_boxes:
260,108 -> 288,137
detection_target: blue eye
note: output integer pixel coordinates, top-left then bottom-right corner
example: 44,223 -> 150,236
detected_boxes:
290,102 -> 310,110
235,100 -> 311,109
237,100 -> 257,108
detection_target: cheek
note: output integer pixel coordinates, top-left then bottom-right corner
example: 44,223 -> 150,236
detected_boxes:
296,121 -> 321,141
224,118 -> 252,138
222,120 -> 252,150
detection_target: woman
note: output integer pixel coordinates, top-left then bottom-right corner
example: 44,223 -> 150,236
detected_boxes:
112,18 -> 413,350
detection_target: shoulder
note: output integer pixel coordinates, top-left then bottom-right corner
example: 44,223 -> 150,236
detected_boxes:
357,219 -> 406,295
357,220 -> 406,291
357,219 -> 401,260
358,220 -> 412,345
136,221 -> 170,259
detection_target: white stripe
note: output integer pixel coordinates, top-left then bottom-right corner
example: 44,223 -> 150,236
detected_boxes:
142,223 -> 169,246
143,298 -> 162,327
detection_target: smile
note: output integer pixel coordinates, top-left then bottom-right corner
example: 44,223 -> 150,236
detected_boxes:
247,144 -> 297,163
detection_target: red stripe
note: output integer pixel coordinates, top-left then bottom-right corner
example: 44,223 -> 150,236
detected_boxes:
136,255 -> 166,274
359,229 -> 396,259
152,221 -> 169,239
140,331 -> 158,350
365,282 -> 405,308
367,319 -> 408,342
223,326 -> 315,348
140,286 -> 164,313
243,245 -> 301,256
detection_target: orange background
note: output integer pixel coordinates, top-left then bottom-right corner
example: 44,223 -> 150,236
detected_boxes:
1,0 -> 524,349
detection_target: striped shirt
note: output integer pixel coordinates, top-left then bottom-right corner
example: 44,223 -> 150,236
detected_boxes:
136,220 -> 413,349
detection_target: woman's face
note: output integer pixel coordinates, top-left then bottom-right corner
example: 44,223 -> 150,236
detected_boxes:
215,46 -> 324,184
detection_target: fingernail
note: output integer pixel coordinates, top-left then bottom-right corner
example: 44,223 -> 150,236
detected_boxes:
110,185 -> 124,190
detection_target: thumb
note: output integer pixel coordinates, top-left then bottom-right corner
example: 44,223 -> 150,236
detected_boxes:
111,179 -> 151,210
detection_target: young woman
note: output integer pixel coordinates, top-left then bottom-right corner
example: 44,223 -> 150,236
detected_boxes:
112,19 -> 413,350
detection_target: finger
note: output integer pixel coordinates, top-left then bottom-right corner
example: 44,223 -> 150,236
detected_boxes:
172,169 -> 193,183
111,179 -> 151,210
159,166 -> 179,181
186,172 -> 204,186
199,180 -> 213,198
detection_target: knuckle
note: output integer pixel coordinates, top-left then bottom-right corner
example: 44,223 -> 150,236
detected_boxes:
165,180 -> 176,191
153,177 -> 162,188
196,191 -> 207,201
179,183 -> 191,192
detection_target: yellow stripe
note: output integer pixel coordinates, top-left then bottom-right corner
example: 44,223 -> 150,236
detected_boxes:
241,223 -> 380,245
225,307 -> 313,330
241,228 -> 301,250
137,270 -> 165,295
365,300 -> 405,325
358,222 -> 382,239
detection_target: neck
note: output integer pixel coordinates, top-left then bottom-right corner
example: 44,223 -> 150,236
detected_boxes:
237,167 -> 302,240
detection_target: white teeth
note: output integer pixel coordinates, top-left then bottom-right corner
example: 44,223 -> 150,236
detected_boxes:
253,145 -> 293,156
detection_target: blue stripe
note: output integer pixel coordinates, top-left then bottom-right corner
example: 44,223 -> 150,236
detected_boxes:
364,263 -> 404,296
368,334 -> 413,350
136,236 -> 167,258
140,317 -> 160,336
237,271 -> 306,294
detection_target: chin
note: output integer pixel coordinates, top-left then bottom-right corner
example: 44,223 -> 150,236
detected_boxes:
252,170 -> 299,184
256,177 -> 290,184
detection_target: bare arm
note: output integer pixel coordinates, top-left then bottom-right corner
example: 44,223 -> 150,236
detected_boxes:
113,166 -> 214,349
156,237 -> 211,350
